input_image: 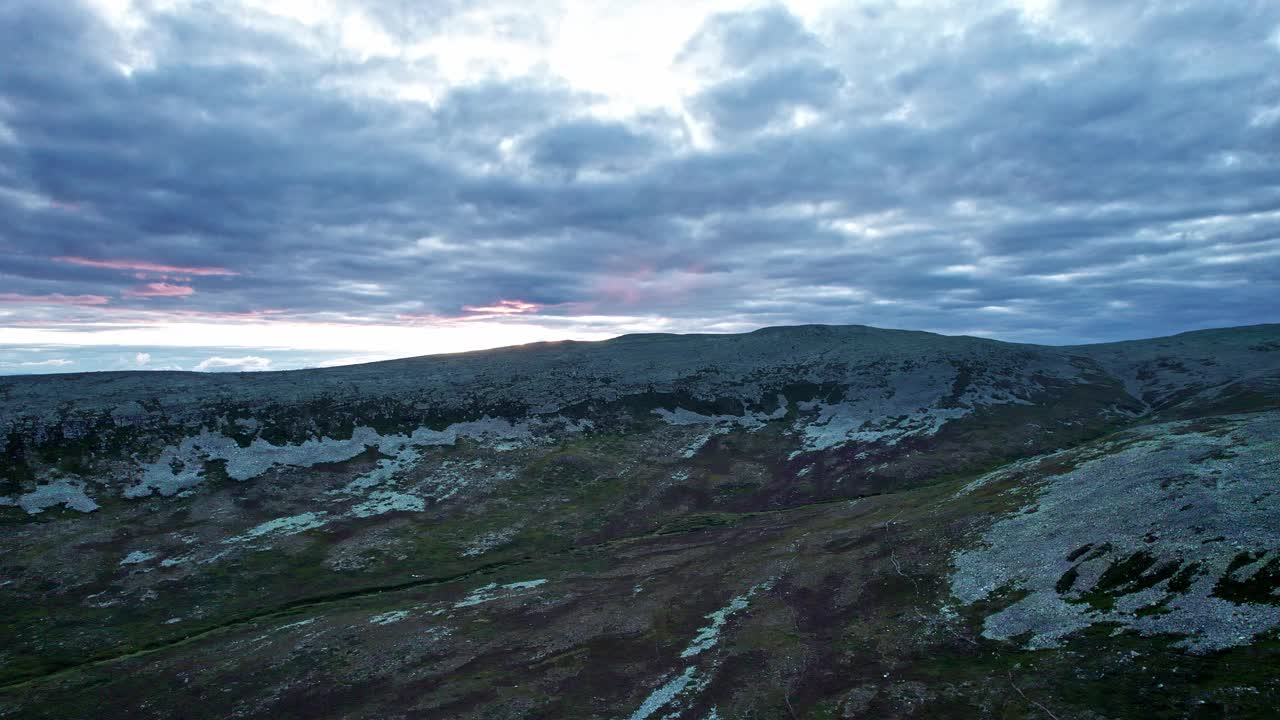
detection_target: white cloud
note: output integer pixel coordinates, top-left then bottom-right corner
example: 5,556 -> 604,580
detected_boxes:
134,352 -> 152,365
0,320 -> 622,358
0,358 -> 75,368
193,355 -> 274,372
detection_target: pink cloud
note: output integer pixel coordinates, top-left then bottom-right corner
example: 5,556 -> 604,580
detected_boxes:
590,262 -> 715,308
53,256 -> 239,276
125,283 -> 195,298
0,293 -> 110,306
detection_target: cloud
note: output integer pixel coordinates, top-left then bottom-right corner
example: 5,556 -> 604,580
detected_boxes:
0,0 -> 1276,362
461,299 -> 541,316
0,293 -> 110,306
692,61 -> 845,134
124,283 -> 195,298
134,351 -> 151,365
523,120 -> 659,174
193,355 -> 273,372
0,358 -> 74,368
52,256 -> 238,276
678,4 -> 823,72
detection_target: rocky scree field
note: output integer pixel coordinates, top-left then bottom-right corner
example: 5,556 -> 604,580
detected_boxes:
1,323 -> 1278,719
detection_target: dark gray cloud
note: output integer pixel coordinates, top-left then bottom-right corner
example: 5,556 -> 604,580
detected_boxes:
693,62 -> 845,133
0,0 -> 1278,372
524,120 -> 660,175
679,4 -> 824,69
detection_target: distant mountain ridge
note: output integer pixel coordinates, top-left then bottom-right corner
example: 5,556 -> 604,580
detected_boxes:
4,321 -> 1276,417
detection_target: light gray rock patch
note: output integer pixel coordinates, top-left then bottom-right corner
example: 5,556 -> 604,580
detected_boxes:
653,398 -> 787,428
951,411 -> 1280,652
224,512 -> 330,544
462,526 -> 521,557
16,479 -> 99,514
119,550 -> 157,566
369,610 -> 410,625
349,491 -> 426,518
627,578 -> 775,720
454,579 -> 547,608
681,578 -> 776,658
628,666 -> 702,720
125,417 -> 544,500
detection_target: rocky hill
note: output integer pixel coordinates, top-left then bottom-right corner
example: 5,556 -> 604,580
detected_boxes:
1,323 -> 1278,718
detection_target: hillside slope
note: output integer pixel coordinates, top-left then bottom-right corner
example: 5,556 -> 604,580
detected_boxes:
1,324 -> 1278,718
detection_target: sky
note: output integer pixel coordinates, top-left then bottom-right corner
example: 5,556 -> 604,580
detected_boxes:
1,0 -> 1278,374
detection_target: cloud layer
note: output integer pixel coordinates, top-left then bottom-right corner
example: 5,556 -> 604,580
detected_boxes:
1,0 -> 1278,371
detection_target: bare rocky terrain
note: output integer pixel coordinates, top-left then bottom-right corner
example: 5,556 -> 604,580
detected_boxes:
1,323 -> 1278,719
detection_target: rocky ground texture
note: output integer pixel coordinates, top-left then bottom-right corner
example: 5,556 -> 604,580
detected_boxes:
1,323 -> 1278,718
